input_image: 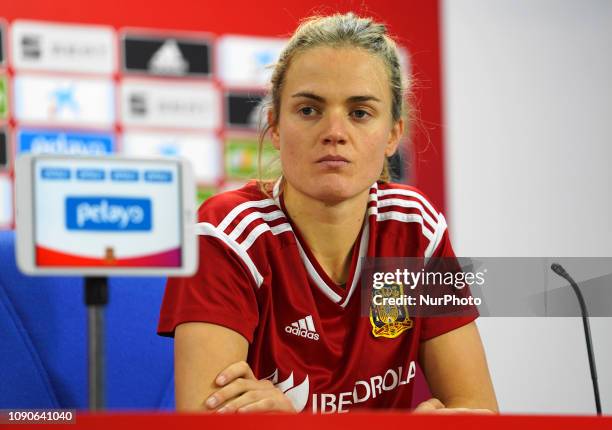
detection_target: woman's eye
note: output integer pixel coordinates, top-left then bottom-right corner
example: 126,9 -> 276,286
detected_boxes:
299,107 -> 317,116
351,109 -> 371,120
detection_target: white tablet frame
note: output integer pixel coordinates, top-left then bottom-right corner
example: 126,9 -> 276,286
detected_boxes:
15,153 -> 198,276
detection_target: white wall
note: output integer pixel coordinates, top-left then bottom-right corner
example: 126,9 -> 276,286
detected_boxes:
442,0 -> 612,414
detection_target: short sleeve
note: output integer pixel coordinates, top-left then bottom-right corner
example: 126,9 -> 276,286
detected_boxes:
157,233 -> 260,343
419,226 -> 479,342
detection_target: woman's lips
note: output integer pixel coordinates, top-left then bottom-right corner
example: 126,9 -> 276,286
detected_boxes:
316,155 -> 350,168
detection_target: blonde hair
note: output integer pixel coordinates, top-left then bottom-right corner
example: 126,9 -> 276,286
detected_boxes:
258,12 -> 408,194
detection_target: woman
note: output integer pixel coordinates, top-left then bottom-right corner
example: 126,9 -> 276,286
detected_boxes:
158,12 -> 498,414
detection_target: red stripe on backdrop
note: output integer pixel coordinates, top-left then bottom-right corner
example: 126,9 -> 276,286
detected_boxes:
1,0 -> 447,211
36,245 -> 181,267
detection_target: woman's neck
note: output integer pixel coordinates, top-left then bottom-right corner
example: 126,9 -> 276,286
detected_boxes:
282,181 -> 370,285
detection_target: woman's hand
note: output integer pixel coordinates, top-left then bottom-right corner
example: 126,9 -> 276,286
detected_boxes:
413,397 -> 496,414
418,322 -> 499,413
205,361 -> 297,413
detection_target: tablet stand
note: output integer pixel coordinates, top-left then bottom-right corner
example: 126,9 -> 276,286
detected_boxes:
84,277 -> 108,411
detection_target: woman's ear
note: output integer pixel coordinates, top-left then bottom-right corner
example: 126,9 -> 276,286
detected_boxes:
268,109 -> 280,150
385,118 -> 404,157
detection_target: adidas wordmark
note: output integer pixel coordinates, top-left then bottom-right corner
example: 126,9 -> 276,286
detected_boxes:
285,315 -> 320,341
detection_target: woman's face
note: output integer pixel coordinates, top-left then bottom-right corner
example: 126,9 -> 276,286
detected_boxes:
270,46 -> 403,204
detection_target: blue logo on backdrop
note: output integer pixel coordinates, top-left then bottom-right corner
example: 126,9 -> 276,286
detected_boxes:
144,170 -> 172,183
65,197 -> 152,231
41,168 -> 71,180
50,85 -> 79,116
254,50 -> 274,67
77,169 -> 105,181
18,129 -> 115,155
111,170 -> 139,182
158,143 -> 180,156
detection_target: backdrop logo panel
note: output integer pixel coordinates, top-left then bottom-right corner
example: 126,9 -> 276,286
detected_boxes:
0,129 -> 7,169
14,74 -> 115,127
225,136 -> 276,180
122,131 -> 222,184
65,196 -> 152,231
17,129 -> 115,155
120,79 -> 220,129
0,75 -> 7,119
217,35 -> 287,87
0,175 -> 12,227
10,20 -> 116,74
225,91 -> 265,129
122,33 -> 211,77
0,22 -> 4,66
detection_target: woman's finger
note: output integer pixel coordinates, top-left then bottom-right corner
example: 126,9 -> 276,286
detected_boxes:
214,360 -> 256,387
205,378 -> 264,409
237,396 -> 293,413
217,388 -> 276,413
413,397 -> 445,413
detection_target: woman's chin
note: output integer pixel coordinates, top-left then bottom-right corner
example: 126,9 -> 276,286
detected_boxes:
304,178 -> 368,205
284,170 -> 377,205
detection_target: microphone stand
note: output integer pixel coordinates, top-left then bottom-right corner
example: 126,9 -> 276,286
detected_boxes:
551,263 -> 602,416
84,277 -> 108,411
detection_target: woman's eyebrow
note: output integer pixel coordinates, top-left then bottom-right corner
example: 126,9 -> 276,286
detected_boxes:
347,95 -> 381,103
291,91 -> 325,102
291,92 -> 381,103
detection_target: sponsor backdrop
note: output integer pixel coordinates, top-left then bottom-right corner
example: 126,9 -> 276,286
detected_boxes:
0,0 -> 446,232
0,0 -> 443,406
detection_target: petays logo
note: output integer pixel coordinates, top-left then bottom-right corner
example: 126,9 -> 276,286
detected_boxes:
65,197 -> 152,231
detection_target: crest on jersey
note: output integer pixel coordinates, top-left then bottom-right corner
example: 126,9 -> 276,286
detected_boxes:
369,282 -> 413,338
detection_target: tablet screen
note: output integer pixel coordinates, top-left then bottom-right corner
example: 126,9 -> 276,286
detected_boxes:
32,157 -> 183,268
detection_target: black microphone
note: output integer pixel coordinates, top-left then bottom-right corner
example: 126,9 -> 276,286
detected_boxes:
551,263 -> 602,415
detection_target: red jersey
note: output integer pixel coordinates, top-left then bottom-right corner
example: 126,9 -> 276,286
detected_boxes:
158,180 -> 477,413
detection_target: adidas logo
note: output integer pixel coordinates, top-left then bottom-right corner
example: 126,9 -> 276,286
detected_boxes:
285,315 -> 319,341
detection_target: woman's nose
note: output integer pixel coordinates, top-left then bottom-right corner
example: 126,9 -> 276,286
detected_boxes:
321,111 -> 348,145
